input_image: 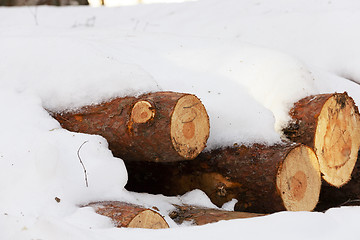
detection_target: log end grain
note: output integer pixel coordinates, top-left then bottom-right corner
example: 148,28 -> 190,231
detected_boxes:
170,94 -> 210,160
87,202 -> 169,229
276,145 -> 321,211
314,93 -> 360,187
127,209 -> 169,229
131,101 -> 155,124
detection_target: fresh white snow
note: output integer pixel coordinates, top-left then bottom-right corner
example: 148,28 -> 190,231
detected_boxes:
1,0 -> 360,239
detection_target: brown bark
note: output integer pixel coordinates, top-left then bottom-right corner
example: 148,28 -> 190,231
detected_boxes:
169,205 -> 264,225
125,143 -> 321,214
283,92 -> 360,187
50,91 -> 210,163
86,202 -> 169,229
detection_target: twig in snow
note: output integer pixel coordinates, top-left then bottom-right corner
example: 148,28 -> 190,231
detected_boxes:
77,141 -> 89,187
26,5 -> 39,26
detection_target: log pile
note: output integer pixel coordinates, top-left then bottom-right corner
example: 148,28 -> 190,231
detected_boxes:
50,91 -> 360,224
283,92 -> 360,187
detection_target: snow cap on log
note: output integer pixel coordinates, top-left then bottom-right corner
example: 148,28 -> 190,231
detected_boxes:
284,92 -> 360,187
51,91 -> 210,162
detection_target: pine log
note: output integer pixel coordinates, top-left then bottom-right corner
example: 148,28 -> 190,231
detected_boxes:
125,144 -> 321,213
86,201 -> 169,229
169,205 -> 264,225
51,92 -> 210,162
316,149 -> 360,211
283,92 -> 360,187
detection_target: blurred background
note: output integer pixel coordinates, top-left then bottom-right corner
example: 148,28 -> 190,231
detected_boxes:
0,0 -> 195,7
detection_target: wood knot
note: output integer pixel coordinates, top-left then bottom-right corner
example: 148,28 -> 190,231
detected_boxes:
216,184 -> 227,197
334,93 -> 347,109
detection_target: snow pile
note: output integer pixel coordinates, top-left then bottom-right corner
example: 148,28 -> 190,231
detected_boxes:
1,0 -> 360,239
0,89 -> 129,239
0,37 -> 159,111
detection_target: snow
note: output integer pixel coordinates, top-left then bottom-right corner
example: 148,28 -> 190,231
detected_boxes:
1,0 -> 360,239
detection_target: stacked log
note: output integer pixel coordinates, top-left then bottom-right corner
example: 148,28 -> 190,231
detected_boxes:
169,205 -> 263,225
51,91 -> 360,215
125,143 -> 322,213
283,92 -> 360,187
86,202 -> 263,227
86,202 -> 169,229
51,92 -> 210,163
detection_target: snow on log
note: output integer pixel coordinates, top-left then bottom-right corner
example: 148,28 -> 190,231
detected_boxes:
86,202 -> 169,229
51,91 -> 210,162
125,144 -> 321,213
283,92 -> 360,187
169,205 -> 264,225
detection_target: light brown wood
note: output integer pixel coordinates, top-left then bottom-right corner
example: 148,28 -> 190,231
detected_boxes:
86,202 -> 169,229
130,101 -> 155,124
284,92 -> 360,187
276,145 -> 321,211
170,94 -> 210,160
314,94 -> 360,187
169,205 -> 264,225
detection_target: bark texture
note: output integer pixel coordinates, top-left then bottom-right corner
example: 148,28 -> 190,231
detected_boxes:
283,92 -> 360,187
169,205 -> 263,225
125,144 -> 321,213
86,202 -> 169,229
51,91 -> 209,162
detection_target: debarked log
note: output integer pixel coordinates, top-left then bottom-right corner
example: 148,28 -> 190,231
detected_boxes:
86,201 -> 169,229
169,205 -> 264,225
50,92 -> 210,162
283,92 -> 360,187
125,143 -> 322,214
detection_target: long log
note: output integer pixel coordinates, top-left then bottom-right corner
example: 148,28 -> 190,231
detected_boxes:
51,92 -> 210,162
86,202 -> 169,229
283,92 -> 360,187
169,205 -> 263,225
125,144 -> 321,213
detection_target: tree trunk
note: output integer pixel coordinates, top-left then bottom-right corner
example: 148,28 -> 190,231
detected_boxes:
169,205 -> 263,225
283,92 -> 360,187
125,144 -> 321,214
86,202 -> 169,229
51,92 -> 210,163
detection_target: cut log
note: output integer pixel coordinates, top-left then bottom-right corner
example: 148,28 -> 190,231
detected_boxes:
283,92 -> 360,187
86,202 -> 169,229
169,205 -> 264,225
125,144 -> 321,213
51,92 -> 210,162
316,149 -> 360,211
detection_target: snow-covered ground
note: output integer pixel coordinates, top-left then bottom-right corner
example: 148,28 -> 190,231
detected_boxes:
1,0 -> 360,239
